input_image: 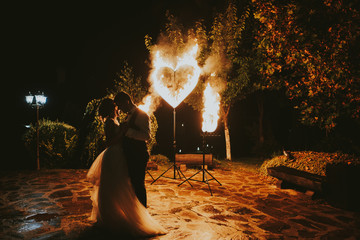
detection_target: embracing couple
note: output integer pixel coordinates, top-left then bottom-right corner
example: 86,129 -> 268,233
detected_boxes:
87,92 -> 166,238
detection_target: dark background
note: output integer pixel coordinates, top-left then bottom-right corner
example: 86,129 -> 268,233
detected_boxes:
5,1 -> 358,170
6,1 -> 229,170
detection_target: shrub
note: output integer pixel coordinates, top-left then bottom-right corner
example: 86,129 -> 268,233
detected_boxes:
260,151 -> 360,177
23,119 -> 78,168
150,154 -> 171,165
74,98 -> 106,168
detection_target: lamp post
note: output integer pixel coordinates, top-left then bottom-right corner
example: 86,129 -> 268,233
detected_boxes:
26,92 -> 47,170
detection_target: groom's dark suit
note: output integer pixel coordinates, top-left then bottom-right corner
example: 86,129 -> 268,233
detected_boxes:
123,107 -> 150,207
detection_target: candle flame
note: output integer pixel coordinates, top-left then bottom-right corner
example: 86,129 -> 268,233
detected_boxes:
150,44 -> 201,108
202,83 -> 220,132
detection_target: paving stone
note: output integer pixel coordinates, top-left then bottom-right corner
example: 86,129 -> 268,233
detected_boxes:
250,214 -> 267,220
290,218 -> 327,230
30,198 -> 48,203
202,204 -> 222,214
229,206 -> 255,215
223,214 -> 248,222
1,185 -> 21,191
335,215 -> 354,223
254,204 -> 292,219
298,229 -> 317,238
305,214 -> 340,226
1,168 -> 359,239
53,184 -> 67,189
178,210 -> 202,220
258,220 -> 291,234
77,190 -> 90,196
48,217 -> 61,228
48,189 -> 72,198
60,199 -> 92,214
319,229 -> 356,240
55,197 -> 73,203
32,230 -> 66,240
23,193 -> 44,199
30,202 -> 56,209
8,231 -> 25,239
26,213 -> 59,221
17,221 -> 44,234
7,192 -> 21,201
0,207 -> 25,219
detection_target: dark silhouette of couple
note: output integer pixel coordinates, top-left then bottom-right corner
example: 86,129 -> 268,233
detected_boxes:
87,92 -> 165,238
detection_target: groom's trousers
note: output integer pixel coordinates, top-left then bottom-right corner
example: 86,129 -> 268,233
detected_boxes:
123,138 -> 149,208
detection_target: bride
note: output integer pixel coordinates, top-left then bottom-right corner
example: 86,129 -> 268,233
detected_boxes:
87,98 -> 166,237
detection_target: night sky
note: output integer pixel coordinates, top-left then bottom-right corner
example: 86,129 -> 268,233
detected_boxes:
7,1 -> 228,168
12,1 -> 223,116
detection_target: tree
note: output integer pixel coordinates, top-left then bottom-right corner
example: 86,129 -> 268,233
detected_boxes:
206,1 -> 252,160
253,0 -> 360,132
145,2 -> 255,160
186,1 -> 254,160
108,61 -> 148,104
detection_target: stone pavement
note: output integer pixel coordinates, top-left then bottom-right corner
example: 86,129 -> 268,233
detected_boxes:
0,167 -> 359,239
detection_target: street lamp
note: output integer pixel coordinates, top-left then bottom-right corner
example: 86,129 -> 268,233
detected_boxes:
26,91 -> 47,170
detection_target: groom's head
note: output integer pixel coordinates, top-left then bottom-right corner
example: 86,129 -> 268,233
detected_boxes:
114,92 -> 134,113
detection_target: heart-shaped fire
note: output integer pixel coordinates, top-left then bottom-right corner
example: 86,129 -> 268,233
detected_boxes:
150,44 -> 201,108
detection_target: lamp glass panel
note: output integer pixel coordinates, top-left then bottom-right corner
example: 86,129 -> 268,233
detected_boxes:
35,95 -> 47,105
26,95 -> 34,104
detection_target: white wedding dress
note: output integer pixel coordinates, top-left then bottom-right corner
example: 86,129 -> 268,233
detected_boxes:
87,118 -> 166,237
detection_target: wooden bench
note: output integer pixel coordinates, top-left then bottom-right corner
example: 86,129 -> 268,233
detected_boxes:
267,166 -> 325,192
175,153 -> 214,168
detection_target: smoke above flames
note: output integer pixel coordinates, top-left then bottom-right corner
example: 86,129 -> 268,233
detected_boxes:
201,54 -> 227,94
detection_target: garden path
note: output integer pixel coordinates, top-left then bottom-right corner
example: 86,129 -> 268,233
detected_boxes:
1,168 -> 359,239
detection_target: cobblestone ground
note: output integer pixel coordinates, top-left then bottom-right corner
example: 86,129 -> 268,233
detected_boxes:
1,168 -> 359,239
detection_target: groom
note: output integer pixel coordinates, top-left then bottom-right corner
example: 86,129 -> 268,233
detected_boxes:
114,92 -> 150,207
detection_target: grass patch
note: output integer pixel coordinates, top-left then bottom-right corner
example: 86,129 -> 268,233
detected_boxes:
215,157 -> 265,173
150,154 -> 171,165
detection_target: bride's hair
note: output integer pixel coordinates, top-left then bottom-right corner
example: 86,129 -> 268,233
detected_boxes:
98,98 -> 116,119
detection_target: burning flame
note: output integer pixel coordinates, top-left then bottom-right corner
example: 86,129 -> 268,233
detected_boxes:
202,83 -> 220,132
138,95 -> 152,114
150,44 -> 201,108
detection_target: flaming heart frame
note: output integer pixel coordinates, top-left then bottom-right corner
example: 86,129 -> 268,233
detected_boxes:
150,44 -> 201,108
151,44 -> 200,184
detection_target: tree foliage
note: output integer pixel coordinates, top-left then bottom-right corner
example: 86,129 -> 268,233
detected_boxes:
209,1 -> 252,114
108,61 -> 148,105
145,1 -> 255,160
253,0 -> 360,131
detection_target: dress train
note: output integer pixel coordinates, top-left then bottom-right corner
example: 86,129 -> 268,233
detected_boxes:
87,143 -> 166,237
